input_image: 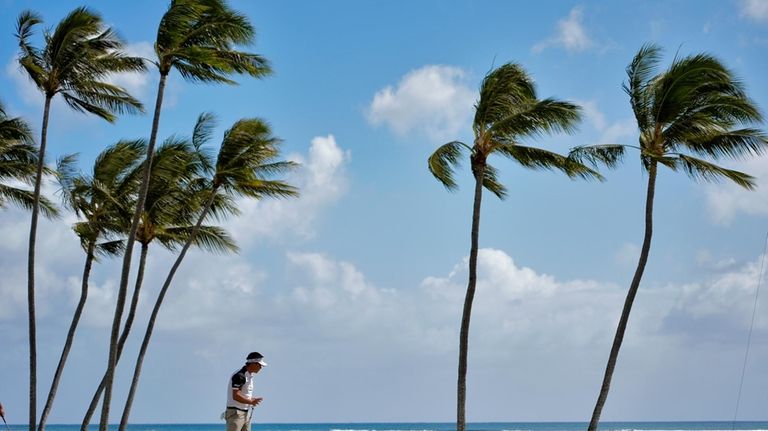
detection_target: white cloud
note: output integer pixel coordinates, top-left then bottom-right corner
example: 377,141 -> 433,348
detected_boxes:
225,134 -> 350,244
106,41 -> 155,100
579,100 -> 636,146
367,65 -> 475,142
533,7 -> 594,53
703,155 -> 768,224
741,0 -> 768,22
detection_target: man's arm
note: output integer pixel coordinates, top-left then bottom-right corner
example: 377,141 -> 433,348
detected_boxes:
231,390 -> 262,406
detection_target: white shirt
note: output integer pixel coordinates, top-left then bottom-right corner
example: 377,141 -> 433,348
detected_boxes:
226,366 -> 255,410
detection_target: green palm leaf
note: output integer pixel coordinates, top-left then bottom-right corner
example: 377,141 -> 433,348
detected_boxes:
428,141 -> 468,191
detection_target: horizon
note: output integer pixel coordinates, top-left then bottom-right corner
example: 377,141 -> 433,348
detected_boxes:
1,0 -> 768,426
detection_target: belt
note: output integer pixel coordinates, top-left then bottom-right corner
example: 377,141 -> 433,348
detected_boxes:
226,407 -> 249,412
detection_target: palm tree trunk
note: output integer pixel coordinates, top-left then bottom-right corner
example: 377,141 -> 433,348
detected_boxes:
458,163 -> 485,431
81,243 -> 149,431
119,191 -> 217,431
28,94 -> 52,431
588,161 -> 657,431
39,241 -> 96,431
101,73 -> 167,431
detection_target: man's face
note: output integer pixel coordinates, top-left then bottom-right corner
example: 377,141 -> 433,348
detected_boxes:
246,362 -> 263,373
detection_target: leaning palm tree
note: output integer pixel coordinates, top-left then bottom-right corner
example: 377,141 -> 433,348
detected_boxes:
0,101 -> 56,217
119,115 -> 298,429
15,9 -> 145,429
428,62 -> 600,431
569,44 -> 768,431
103,2 -> 271,426
80,126 -> 238,429
39,141 -> 144,431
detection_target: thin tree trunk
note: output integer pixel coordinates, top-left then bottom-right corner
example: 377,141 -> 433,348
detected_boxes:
458,163 -> 485,431
119,191 -> 217,430
39,241 -> 96,431
101,73 -> 167,431
28,95 -> 52,431
588,161 -> 657,431
81,243 -> 149,431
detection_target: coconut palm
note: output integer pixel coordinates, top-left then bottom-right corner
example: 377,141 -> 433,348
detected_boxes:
103,2 -> 271,425
428,62 -> 600,431
0,102 -> 56,217
15,8 -> 145,428
119,114 -> 297,429
39,141 -> 144,431
568,44 -> 768,431
80,124 -> 238,429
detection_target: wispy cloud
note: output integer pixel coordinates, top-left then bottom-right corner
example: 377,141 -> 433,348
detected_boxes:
533,7 -> 594,53
367,65 -> 475,142
741,0 -> 768,22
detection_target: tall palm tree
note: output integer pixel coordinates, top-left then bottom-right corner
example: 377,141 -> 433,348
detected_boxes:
0,101 -> 56,217
15,8 -> 144,429
103,2 -> 271,426
428,62 -> 600,431
40,141 -> 145,431
80,125 -> 238,429
569,44 -> 768,431
119,115 -> 298,429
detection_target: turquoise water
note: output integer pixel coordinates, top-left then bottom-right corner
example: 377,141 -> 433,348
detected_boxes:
6,423 -> 768,431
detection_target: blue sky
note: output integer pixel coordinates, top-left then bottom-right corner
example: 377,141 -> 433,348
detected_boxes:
1,0 -> 768,425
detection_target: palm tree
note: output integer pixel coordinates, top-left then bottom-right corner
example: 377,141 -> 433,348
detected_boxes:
80,123 -> 238,429
569,44 -> 768,431
103,2 -> 271,426
119,115 -> 297,429
15,8 -> 145,429
0,101 -> 56,217
428,62 -> 600,431
40,141 -> 145,431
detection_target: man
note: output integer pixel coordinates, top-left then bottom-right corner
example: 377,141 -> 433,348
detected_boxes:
225,352 -> 267,431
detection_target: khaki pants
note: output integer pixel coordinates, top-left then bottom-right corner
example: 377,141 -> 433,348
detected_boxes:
225,408 -> 251,431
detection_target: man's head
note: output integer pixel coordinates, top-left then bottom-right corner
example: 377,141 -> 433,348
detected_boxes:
245,351 -> 267,373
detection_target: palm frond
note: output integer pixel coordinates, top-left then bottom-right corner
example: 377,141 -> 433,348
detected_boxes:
623,43 -> 661,131
568,144 -> 628,169
158,224 -> 239,254
474,62 -> 537,130
496,144 -> 603,181
428,141 -> 468,191
481,163 -> 507,199
674,154 -> 756,189
489,98 -> 582,140
674,128 -> 768,160
0,184 -> 59,218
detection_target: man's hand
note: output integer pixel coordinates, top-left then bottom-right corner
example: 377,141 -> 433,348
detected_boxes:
250,397 -> 263,406
0,402 -> 5,419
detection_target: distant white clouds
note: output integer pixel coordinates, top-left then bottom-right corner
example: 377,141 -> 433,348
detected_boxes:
533,7 -> 594,53
704,155 -> 768,224
107,41 -> 155,100
741,0 -> 768,22
226,134 -> 350,244
579,99 -> 636,146
367,65 -> 475,142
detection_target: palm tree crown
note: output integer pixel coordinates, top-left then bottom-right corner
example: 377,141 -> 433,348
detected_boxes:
155,0 -> 271,82
16,7 -> 146,120
430,62 -> 600,197
572,43 -> 768,187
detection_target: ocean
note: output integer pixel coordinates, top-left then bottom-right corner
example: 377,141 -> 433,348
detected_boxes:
6,423 -> 768,431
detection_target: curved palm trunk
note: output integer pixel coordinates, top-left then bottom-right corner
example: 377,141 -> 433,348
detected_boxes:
101,73 -> 167,431
458,163 -> 485,431
39,241 -> 96,431
28,95 -> 52,431
81,243 -> 149,431
588,161 -> 657,431
119,192 -> 217,431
